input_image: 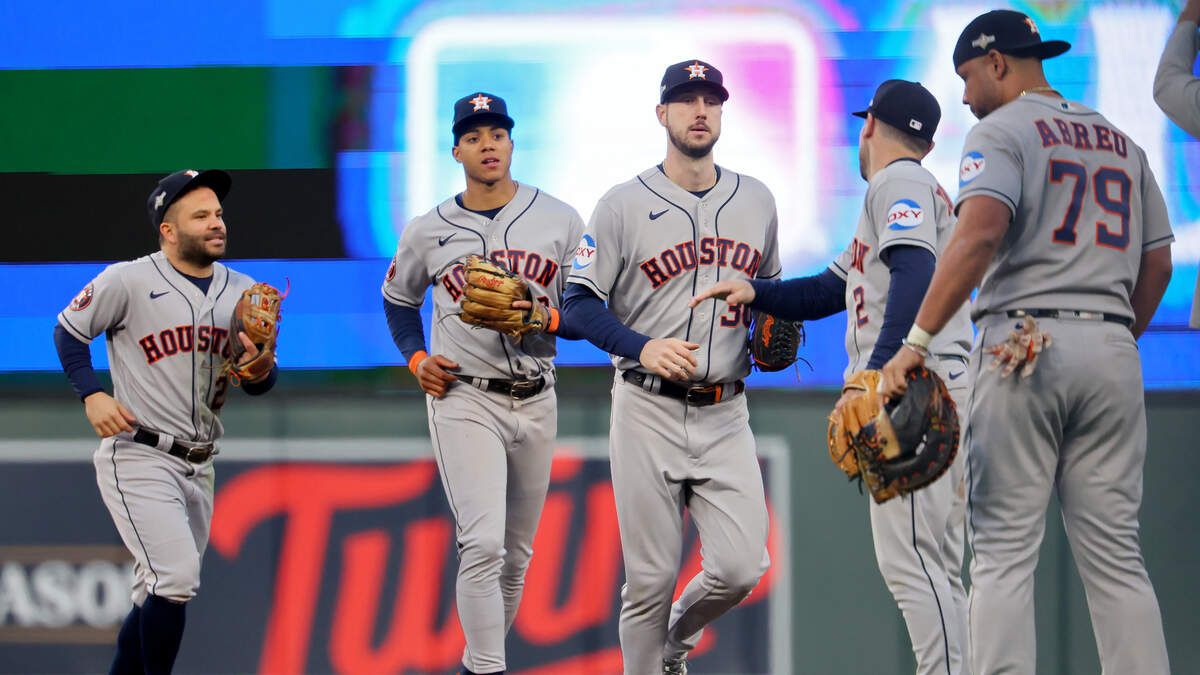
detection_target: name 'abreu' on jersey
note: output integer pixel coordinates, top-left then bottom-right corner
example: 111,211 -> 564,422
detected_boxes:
955,93 -> 1174,322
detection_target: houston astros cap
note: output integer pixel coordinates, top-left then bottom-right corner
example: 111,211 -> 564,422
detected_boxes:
660,60 -> 729,104
452,92 -> 515,142
852,79 -> 941,144
147,169 -> 232,227
953,9 -> 1071,69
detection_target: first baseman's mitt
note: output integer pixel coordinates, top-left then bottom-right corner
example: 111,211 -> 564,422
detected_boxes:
226,282 -> 284,384
458,254 -> 549,340
749,310 -> 803,372
827,367 -> 959,504
986,314 -> 1052,378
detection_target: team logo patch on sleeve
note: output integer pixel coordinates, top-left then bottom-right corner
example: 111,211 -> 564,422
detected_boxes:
959,151 -> 985,186
386,259 -> 397,281
573,234 -> 596,270
69,283 -> 94,311
886,199 -> 924,230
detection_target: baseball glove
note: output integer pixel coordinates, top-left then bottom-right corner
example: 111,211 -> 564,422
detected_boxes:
986,314 -> 1051,378
459,254 -> 549,340
827,367 -> 959,504
226,282 -> 284,384
749,310 -> 804,372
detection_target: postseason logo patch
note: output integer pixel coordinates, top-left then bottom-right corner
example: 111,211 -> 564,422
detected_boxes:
959,151 -> 985,186
69,283 -> 94,311
573,234 -> 596,270
886,199 -> 924,230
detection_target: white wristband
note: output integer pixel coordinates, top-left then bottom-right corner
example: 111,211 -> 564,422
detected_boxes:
906,324 -> 934,350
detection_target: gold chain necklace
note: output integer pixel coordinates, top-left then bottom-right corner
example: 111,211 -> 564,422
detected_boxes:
1020,85 -> 1061,97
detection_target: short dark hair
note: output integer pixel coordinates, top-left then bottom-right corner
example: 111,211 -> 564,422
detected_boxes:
877,118 -> 931,155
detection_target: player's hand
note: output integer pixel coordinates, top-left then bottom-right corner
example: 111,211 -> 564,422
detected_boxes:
833,388 -> 864,415
688,280 -> 756,308
512,300 -> 533,310
235,331 -> 273,383
83,392 -> 137,438
415,354 -> 459,398
640,338 -> 700,381
879,346 -> 925,402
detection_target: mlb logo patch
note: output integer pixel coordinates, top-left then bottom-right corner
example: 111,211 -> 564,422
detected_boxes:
886,199 -> 924,230
959,151 -> 986,186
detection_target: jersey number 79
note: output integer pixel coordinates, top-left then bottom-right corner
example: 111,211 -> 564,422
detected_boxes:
1049,160 -> 1131,250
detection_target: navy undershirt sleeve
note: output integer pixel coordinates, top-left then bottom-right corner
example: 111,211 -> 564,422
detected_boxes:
383,298 -> 428,361
747,268 -> 847,321
241,365 -> 278,395
54,323 -> 103,401
866,245 -> 936,369
560,283 -> 651,361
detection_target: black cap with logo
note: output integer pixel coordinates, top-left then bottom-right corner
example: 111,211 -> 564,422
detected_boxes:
452,92 -> 515,142
660,59 -> 730,104
852,79 -> 941,144
953,9 -> 1071,69
146,169 -> 232,228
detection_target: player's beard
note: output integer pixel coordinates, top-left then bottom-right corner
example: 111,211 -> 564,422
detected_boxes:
668,126 -> 718,159
178,230 -> 226,267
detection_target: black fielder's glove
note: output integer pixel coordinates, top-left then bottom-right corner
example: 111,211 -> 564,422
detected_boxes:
749,310 -> 804,372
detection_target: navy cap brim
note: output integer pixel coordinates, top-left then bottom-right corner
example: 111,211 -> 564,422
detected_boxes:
178,169 -> 232,204
660,81 -> 730,104
1006,39 -> 1071,61
452,113 -> 515,140
851,109 -> 869,119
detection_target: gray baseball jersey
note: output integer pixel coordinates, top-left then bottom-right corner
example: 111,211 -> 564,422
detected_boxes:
570,164 -> 778,674
382,182 -> 585,382
568,165 -> 782,382
1153,19 -> 1200,329
58,250 -> 255,443
828,159 -> 972,674
957,93 -> 1171,674
957,93 -> 1174,321
382,181 -> 583,673
59,250 -> 256,608
829,159 -> 973,378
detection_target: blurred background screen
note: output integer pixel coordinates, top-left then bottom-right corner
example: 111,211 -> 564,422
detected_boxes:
2,0 -> 1197,386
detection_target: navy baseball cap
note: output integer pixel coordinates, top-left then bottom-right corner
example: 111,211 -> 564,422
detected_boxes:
852,79 -> 941,144
953,9 -> 1071,69
147,169 -> 231,227
452,92 -> 515,142
660,60 -> 729,104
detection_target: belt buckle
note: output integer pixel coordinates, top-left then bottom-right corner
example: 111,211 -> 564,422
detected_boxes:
685,383 -> 721,406
509,379 -> 539,399
178,441 -> 213,463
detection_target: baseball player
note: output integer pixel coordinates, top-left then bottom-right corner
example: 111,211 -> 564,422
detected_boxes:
53,169 -> 278,675
562,60 -> 776,675
1154,0 -> 1200,329
880,10 -> 1173,673
691,80 -> 973,675
381,92 -> 585,675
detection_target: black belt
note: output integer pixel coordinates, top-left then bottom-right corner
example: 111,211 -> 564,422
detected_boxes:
456,375 -> 546,400
1005,309 -> 1132,328
133,429 -> 215,464
621,371 -> 745,407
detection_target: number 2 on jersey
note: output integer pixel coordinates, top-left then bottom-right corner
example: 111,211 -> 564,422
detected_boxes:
853,287 -> 868,327
1049,160 -> 1131,250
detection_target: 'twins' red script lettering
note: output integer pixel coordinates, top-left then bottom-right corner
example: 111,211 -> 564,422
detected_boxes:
210,457 -> 779,674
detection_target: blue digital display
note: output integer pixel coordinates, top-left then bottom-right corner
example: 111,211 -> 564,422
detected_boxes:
4,0 -> 1198,387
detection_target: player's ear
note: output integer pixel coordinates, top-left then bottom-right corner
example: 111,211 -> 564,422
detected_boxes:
987,50 -> 1007,79
451,145 -> 463,164
656,103 -> 668,127
924,139 -> 935,157
862,113 -> 876,138
158,221 -> 175,245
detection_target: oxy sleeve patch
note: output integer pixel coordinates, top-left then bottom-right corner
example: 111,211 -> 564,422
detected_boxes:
573,234 -> 597,270
886,199 -> 925,230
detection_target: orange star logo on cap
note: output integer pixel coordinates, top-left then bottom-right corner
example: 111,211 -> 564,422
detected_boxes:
470,94 -> 491,111
685,62 -> 708,79
184,170 -> 199,177
1024,17 -> 1040,35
